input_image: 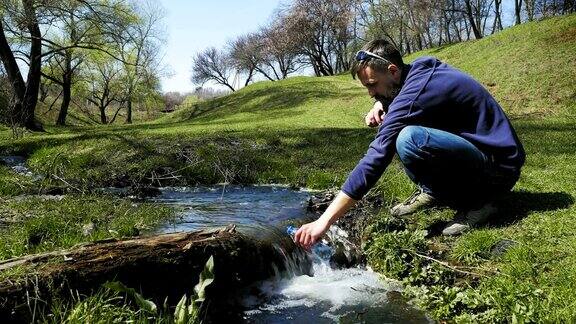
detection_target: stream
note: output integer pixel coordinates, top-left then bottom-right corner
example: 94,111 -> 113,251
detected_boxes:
0,152 -> 431,323
152,185 -> 431,323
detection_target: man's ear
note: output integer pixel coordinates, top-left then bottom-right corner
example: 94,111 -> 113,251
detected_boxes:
387,64 -> 401,80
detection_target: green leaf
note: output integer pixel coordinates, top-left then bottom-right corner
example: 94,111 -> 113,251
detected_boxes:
194,255 -> 215,303
174,294 -> 188,324
103,281 -> 157,314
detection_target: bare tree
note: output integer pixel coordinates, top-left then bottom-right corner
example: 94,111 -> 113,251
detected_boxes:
462,0 -> 493,39
525,0 -> 537,20
162,91 -> 185,112
515,0 -> 524,24
260,21 -> 304,79
281,0 -> 356,76
492,0 -> 504,34
191,47 -> 236,92
193,86 -> 230,100
228,33 -> 260,85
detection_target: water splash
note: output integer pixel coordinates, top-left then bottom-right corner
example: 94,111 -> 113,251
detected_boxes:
243,227 -> 429,323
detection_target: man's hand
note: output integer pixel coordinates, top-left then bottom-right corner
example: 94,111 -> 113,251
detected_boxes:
294,218 -> 330,250
294,191 -> 357,250
365,100 -> 385,127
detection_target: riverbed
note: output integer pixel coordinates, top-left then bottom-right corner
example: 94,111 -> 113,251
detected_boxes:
151,185 -> 431,323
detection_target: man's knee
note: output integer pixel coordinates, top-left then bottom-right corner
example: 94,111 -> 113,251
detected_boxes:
396,126 -> 429,163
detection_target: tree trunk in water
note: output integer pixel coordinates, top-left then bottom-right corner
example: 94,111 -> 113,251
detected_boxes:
0,226 -> 307,323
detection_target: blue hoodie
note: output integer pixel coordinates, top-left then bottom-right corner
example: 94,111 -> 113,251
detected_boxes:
342,57 -> 525,200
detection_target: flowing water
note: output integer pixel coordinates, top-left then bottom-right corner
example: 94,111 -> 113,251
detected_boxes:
153,185 -> 431,323
153,185 -> 313,235
0,156 -> 40,179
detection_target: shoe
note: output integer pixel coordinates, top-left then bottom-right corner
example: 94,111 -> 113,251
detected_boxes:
442,202 -> 497,236
390,188 -> 436,217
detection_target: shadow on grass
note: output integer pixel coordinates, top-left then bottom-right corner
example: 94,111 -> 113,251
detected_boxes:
490,190 -> 575,227
426,190 -> 574,236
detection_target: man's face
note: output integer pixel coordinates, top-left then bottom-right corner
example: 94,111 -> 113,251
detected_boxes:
357,65 -> 402,102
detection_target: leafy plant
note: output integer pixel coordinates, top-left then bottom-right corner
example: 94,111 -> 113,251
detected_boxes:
174,255 -> 215,324
365,229 -> 427,278
103,255 -> 215,324
103,281 -> 158,314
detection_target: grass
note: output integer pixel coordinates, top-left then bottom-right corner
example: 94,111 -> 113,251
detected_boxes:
0,13 -> 574,322
0,195 -> 174,261
42,288 -> 156,324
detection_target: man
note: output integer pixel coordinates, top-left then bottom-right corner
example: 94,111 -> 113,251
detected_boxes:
295,39 -> 525,248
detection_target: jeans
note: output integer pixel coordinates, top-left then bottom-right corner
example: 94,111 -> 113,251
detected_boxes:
395,126 -> 517,208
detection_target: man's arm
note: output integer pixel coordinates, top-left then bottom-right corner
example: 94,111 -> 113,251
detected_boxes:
294,191 -> 356,249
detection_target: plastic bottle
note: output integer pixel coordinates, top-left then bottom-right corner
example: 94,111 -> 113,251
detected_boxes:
286,225 -> 333,260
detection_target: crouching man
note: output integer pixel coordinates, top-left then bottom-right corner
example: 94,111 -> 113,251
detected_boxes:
295,39 -> 525,248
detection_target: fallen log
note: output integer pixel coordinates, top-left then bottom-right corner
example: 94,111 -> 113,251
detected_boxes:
0,225 -> 307,323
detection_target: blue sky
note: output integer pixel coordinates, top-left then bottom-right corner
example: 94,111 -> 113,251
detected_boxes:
158,0 -> 284,93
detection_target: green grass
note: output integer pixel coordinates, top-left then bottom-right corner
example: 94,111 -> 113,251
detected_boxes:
0,195 -> 174,261
0,13 -> 575,322
42,288 -> 155,324
404,16 -> 576,118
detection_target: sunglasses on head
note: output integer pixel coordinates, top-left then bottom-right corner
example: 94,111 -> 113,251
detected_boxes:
355,50 -> 392,65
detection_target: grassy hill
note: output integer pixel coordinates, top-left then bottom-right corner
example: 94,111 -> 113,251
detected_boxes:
2,15 -> 574,191
161,13 -> 576,127
1,14 -> 575,322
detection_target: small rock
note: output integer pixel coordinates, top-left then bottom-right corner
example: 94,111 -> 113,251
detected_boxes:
490,239 -> 518,257
127,186 -> 162,199
45,187 -> 66,195
307,192 -> 335,213
0,156 -> 26,167
37,195 -> 65,201
12,165 -> 33,176
82,222 -> 96,236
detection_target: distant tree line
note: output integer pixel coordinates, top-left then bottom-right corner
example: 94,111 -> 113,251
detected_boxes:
0,0 -> 165,131
192,0 -> 575,91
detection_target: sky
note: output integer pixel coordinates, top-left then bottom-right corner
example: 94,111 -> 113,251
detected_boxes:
158,0 -> 284,93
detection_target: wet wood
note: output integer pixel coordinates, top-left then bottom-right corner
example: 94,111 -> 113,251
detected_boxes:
0,225 -> 301,323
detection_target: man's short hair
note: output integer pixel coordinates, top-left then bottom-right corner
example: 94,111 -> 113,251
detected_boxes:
351,40 -> 405,79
